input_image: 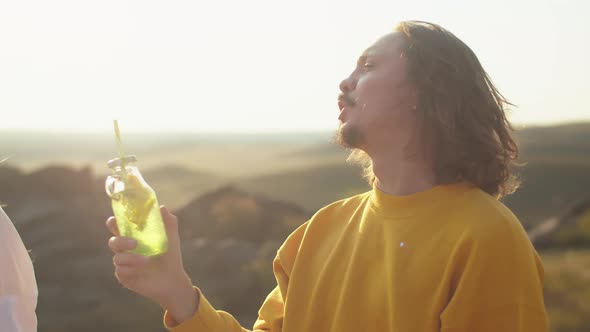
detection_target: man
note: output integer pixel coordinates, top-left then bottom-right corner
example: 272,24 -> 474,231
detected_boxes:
106,21 -> 549,331
0,207 -> 38,331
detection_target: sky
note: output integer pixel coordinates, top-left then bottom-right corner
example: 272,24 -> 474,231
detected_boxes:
0,0 -> 588,133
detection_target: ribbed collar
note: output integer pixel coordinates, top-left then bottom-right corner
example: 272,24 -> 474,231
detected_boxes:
369,180 -> 474,218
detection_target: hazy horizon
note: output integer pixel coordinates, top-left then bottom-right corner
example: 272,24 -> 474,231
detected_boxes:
1,119 -> 589,135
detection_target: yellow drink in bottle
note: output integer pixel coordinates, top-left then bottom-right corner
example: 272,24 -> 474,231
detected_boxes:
105,121 -> 168,256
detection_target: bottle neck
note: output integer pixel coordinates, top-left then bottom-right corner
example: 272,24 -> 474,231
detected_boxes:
111,164 -> 137,174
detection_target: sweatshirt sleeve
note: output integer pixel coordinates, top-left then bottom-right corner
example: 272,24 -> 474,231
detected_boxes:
163,221 -> 308,332
440,213 -> 549,331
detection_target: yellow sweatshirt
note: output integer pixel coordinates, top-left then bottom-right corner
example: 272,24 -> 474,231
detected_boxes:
165,180 -> 549,331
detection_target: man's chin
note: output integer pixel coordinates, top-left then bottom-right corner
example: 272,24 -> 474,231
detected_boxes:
335,123 -> 364,149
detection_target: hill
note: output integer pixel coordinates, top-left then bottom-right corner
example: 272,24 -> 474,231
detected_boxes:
236,123 -> 590,227
0,165 -> 308,331
142,164 -> 226,210
1,161 -> 589,331
0,122 -> 589,331
516,122 -> 590,158
237,162 -> 369,212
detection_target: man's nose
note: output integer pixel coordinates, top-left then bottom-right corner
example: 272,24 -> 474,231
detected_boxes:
339,75 -> 357,93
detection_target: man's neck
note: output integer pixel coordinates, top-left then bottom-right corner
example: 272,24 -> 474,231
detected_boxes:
371,151 -> 436,196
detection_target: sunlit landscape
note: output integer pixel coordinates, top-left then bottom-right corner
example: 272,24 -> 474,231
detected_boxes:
1,0 -> 589,331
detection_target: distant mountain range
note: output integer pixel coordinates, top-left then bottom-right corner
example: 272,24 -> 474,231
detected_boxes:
3,122 -> 588,174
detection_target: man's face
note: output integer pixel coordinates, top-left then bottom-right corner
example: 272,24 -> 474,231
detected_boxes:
336,32 -> 418,154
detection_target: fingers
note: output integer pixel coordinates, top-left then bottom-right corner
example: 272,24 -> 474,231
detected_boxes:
160,206 -> 178,228
112,253 -> 149,289
113,252 -> 148,267
108,236 -> 137,253
106,217 -> 120,236
114,265 -> 139,284
160,205 -> 179,242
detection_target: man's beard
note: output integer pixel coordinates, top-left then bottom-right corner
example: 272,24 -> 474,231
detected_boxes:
334,123 -> 365,149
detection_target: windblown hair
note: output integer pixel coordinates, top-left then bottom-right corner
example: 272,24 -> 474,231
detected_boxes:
350,21 -> 521,199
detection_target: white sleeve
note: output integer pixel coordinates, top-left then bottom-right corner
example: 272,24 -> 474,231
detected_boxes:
0,295 -> 38,331
0,207 -> 38,332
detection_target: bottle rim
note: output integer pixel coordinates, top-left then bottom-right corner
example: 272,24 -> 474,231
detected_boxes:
107,155 -> 138,169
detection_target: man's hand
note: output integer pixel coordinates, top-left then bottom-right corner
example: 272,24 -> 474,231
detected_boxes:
106,206 -> 199,323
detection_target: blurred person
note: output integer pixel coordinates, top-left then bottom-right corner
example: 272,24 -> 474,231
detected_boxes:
0,207 -> 38,331
106,21 -> 548,331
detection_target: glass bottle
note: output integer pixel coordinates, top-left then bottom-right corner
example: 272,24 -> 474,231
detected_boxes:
105,155 -> 168,256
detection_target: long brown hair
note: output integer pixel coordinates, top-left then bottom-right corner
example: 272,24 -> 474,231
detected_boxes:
350,21 -> 520,199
